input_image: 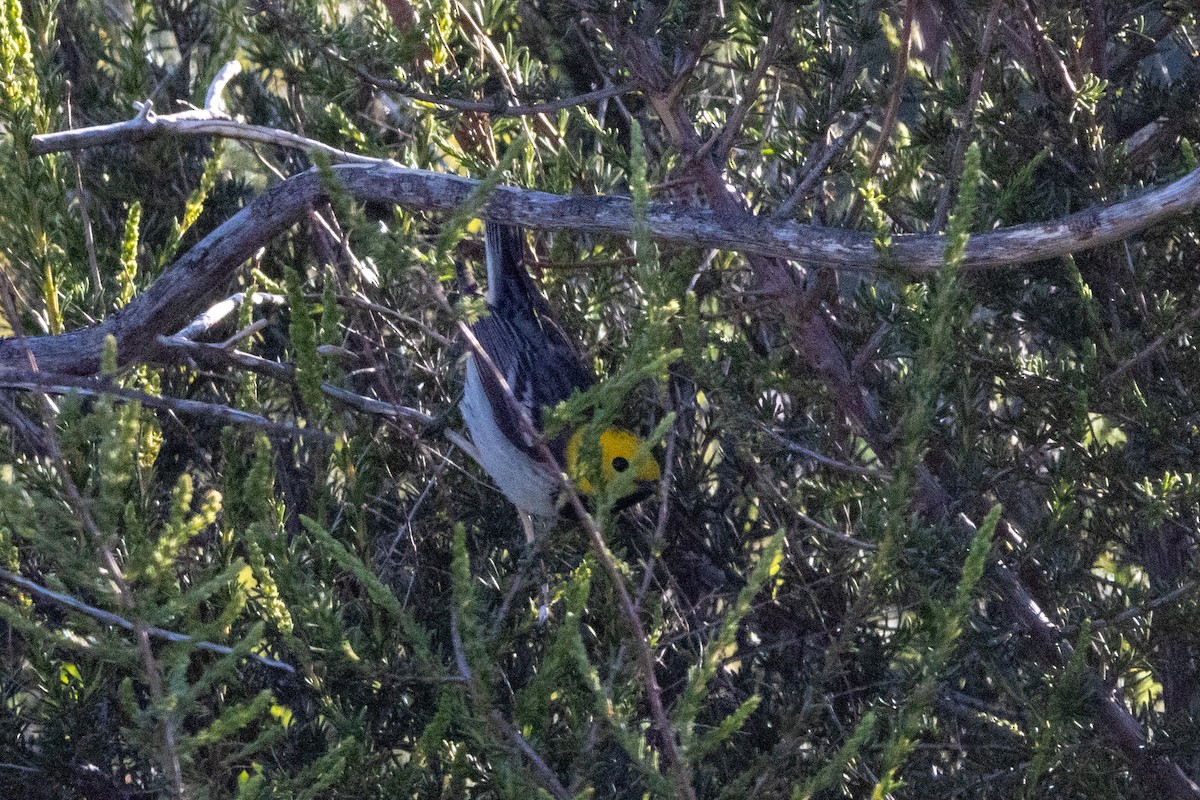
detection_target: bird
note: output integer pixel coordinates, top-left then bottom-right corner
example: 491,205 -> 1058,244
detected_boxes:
460,222 -> 661,518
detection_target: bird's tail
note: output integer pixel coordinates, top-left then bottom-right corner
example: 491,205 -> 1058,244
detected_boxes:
484,222 -> 540,313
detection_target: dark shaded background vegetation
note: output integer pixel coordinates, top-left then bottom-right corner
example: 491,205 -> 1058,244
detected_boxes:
1,0 -> 1200,797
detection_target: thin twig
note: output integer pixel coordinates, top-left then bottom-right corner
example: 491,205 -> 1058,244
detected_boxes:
1018,0 -> 1077,96
776,112 -> 869,219
257,0 -> 628,121
1103,307 -> 1200,386
157,334 -> 294,376
320,384 -> 436,424
30,105 -> 385,164
708,4 -> 795,165
637,414 -> 679,611
488,711 -> 571,799
866,1 -> 915,180
0,371 -> 325,439
488,547 -> 534,640
450,610 -> 571,799
155,335 -> 436,426
0,392 -> 51,458
217,319 -> 269,350
794,511 -> 878,550
1076,581 -> 1200,634
931,0 -> 1002,232
845,0 -> 914,223
64,81 -> 103,307
336,294 -> 455,347
448,0 -> 549,146
762,427 -> 890,478
0,568 -> 296,673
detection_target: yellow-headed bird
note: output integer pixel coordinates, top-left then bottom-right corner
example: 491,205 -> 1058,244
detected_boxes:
460,222 -> 660,517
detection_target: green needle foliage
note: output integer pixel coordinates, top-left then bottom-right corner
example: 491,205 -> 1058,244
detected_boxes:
115,200 -> 141,309
2,1 -> 1200,799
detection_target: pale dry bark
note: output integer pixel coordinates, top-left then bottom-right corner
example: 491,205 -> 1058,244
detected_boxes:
7,152 -> 1200,376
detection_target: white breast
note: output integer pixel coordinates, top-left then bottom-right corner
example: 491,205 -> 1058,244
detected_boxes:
460,355 -> 561,517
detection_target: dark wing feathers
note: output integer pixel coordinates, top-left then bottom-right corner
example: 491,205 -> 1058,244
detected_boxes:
473,314 -> 594,447
473,222 -> 595,458
485,222 -> 536,313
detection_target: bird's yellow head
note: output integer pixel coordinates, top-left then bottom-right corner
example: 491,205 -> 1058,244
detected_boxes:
566,427 -> 661,498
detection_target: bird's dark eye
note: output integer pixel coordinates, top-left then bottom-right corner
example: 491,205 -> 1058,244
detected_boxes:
612,456 -> 630,473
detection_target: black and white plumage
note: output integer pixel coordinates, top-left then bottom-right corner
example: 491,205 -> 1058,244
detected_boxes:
459,222 -> 659,517
460,223 -> 593,516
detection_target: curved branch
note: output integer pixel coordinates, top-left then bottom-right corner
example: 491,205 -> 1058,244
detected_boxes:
6,158 -> 1200,374
33,111 -> 1200,272
35,111 -> 1200,272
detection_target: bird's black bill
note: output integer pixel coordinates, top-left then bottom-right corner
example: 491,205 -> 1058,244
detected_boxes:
559,481 -> 657,520
612,481 -> 657,513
